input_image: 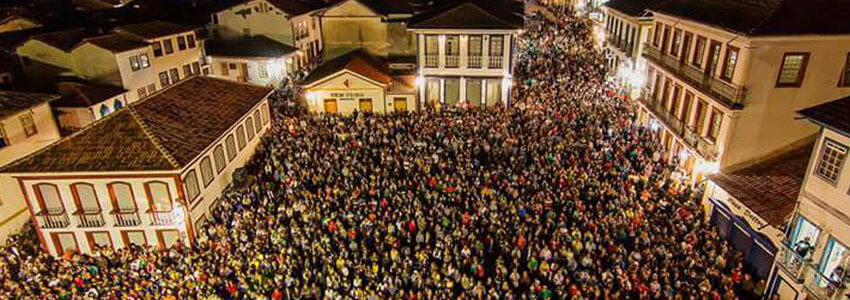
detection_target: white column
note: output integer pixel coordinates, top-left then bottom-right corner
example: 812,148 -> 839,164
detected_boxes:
459,77 -> 467,104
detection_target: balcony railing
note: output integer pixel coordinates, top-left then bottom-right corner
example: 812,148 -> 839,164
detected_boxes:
468,55 -> 482,68
803,264 -> 847,300
113,210 -> 141,227
425,54 -> 439,68
606,36 -> 633,58
149,211 -> 177,226
643,44 -> 746,109
445,55 -> 459,68
489,56 -> 503,69
37,209 -> 70,229
75,211 -> 105,228
777,241 -> 812,283
638,89 -> 719,161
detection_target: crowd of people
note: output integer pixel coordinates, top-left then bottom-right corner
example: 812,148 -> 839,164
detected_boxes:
0,4 -> 767,299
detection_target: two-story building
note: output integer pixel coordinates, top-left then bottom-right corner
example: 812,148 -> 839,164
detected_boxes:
205,35 -> 300,86
315,0 -> 417,62
769,95 -> 850,300
0,90 -> 61,242
407,0 -> 524,108
0,76 -> 273,255
636,0 -> 850,186
115,21 -> 204,92
212,0 -> 323,66
600,0 -> 656,97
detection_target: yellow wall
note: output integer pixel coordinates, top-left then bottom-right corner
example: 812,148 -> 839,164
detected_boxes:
71,44 -> 123,87
320,0 -> 390,60
17,40 -> 75,88
216,0 -> 294,44
305,71 -> 388,115
0,17 -> 40,33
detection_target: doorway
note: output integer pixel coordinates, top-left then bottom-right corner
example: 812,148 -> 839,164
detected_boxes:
324,99 -> 337,114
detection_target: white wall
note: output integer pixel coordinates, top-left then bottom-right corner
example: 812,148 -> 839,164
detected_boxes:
305,71 -> 387,115
209,55 -> 292,87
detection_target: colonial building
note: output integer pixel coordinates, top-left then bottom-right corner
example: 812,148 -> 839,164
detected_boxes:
52,80 -> 129,132
315,0 -> 417,62
302,49 -> 415,115
0,77 -> 272,255
70,33 -> 158,104
407,0 -> 524,108
212,0 -> 324,66
600,0 -> 656,97
635,0 -> 850,186
205,35 -> 300,86
769,95 -> 850,300
115,21 -> 204,91
0,90 -> 61,242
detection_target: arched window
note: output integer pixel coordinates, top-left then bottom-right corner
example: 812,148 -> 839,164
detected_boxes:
70,183 -> 100,213
108,182 -> 136,212
100,104 -> 111,117
144,181 -> 172,212
200,157 -> 214,187
245,117 -> 255,141
34,183 -> 64,213
183,170 -> 200,203
114,100 -> 124,110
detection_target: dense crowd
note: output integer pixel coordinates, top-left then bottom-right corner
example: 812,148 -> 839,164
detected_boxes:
0,5 -> 767,299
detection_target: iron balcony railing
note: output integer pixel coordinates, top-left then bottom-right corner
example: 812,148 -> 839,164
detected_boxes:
643,44 -> 746,109
37,209 -> 70,229
639,89 -> 719,161
445,55 -> 459,68
606,36 -> 634,58
803,264 -> 847,300
488,56 -> 503,69
75,211 -> 105,228
777,241 -> 812,283
424,54 -> 439,68
113,210 -> 141,227
468,55 -> 482,68
149,210 -> 177,226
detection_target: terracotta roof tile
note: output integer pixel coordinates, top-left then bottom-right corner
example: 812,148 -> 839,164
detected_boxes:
303,49 -> 391,86
205,36 -> 297,58
408,0 -> 524,30
0,90 -> 60,119
798,95 -> 850,136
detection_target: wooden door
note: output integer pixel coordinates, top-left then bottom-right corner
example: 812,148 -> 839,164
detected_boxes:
359,98 -> 372,113
680,33 -> 692,64
705,41 -> 721,76
324,99 -> 337,114
239,63 -> 249,82
393,97 -> 407,112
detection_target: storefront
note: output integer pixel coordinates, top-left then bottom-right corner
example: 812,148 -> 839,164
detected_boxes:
709,197 -> 778,278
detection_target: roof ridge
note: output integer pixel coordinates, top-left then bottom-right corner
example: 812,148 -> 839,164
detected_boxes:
125,106 -> 182,169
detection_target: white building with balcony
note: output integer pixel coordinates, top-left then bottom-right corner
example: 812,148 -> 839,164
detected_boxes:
600,0 -> 656,96
769,95 -> 850,300
407,0 -> 523,109
0,76 -> 273,255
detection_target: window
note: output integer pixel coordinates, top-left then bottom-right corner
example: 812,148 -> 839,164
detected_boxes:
236,125 -> 246,149
660,26 -> 670,54
815,139 -> 847,184
841,53 -> 850,87
682,92 -> 693,123
108,183 -> 136,211
466,79 -> 482,106
213,145 -> 226,173
720,46 -> 739,81
776,53 -> 810,87
86,232 -> 112,250
122,231 -> 147,247
159,71 -> 170,87
177,36 -> 187,51
183,64 -> 192,77
0,125 -> 8,149
468,35 -> 483,68
652,22 -> 662,47
200,157 -> 214,187
184,170 -> 200,202
192,62 -> 201,75
153,42 -> 163,57
100,104 -> 111,117
819,237 -> 849,284
20,114 -> 36,137
694,100 -> 707,135
445,35 -> 459,68
163,39 -> 174,54
790,215 -> 820,260
262,103 -> 269,124
489,35 -> 504,68
258,63 -> 268,78
145,181 -> 172,211
139,54 -> 149,68
708,108 -> 723,140
229,63 -> 237,70
138,88 -> 147,99
147,84 -> 156,95
670,29 -> 682,57
71,183 -> 99,213
114,100 -> 123,110
130,56 -> 140,71
225,134 -> 237,161
692,36 -> 706,67
425,35 -> 438,67
485,79 -> 501,105
253,110 -> 262,131
35,184 -> 63,212
220,62 -> 230,76
246,117 -> 255,140
170,68 -> 180,83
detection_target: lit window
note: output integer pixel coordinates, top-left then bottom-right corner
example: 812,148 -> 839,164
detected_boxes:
776,53 -> 810,87
184,170 -> 200,202
721,47 -> 739,81
258,63 -> 268,78
213,145 -> 226,173
169,68 -> 180,83
71,183 -> 99,213
145,181 -> 172,211
187,34 -> 196,48
20,114 -> 37,136
200,157 -> 214,187
138,87 -> 147,99
163,39 -> 174,54
139,54 -> 150,68
183,64 -> 192,77
246,117 -> 255,140
153,42 -> 163,57
225,134 -> 237,161
253,110 -> 262,131
236,125 -> 246,150
159,71 -> 170,87
100,104 -> 111,117
177,36 -> 186,51
129,56 -> 140,71
816,139 -> 847,184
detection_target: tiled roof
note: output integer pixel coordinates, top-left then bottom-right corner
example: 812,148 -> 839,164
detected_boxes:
798,95 -> 850,136
30,28 -> 92,52
54,81 -> 127,108
205,36 -> 297,58
76,33 -> 150,53
115,21 -> 194,39
651,0 -> 850,36
266,0 -> 325,16
708,144 -> 812,227
602,0 -> 663,17
303,49 -> 391,86
2,76 -> 272,173
0,90 -> 60,119
408,0 -> 524,30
